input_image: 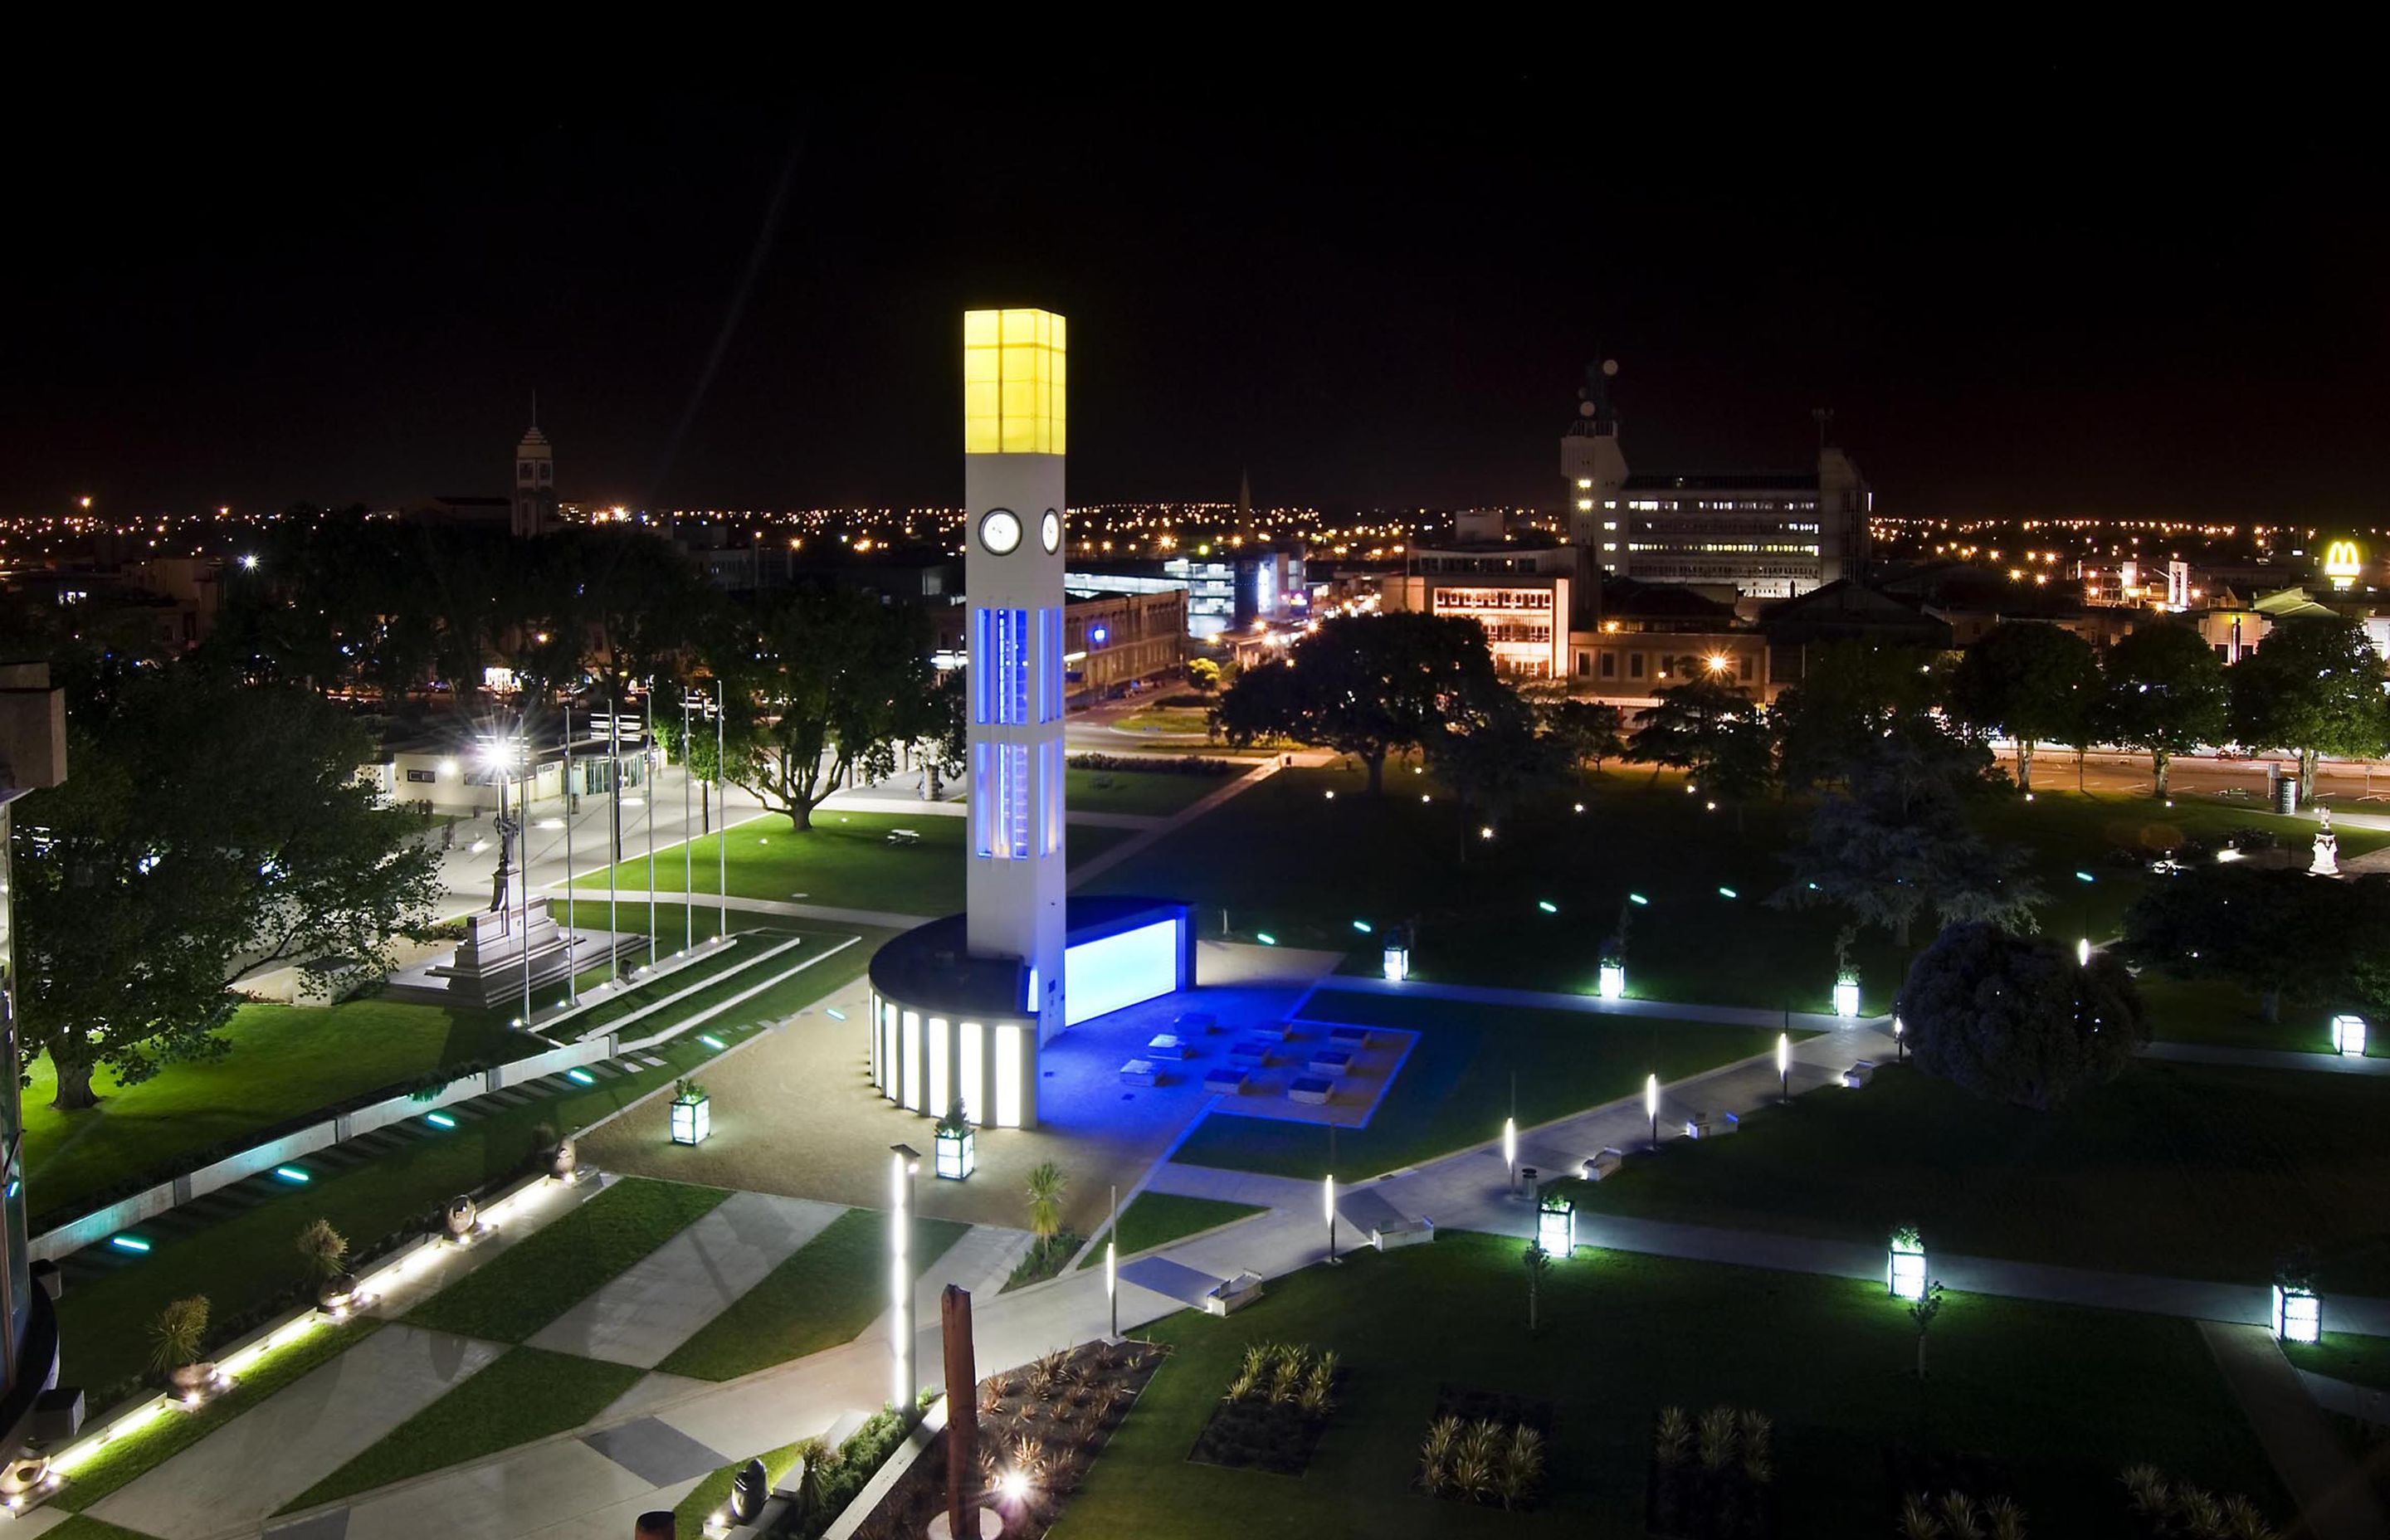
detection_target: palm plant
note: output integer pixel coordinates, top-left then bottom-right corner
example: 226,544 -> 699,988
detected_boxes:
2176,1489 -> 2227,1540
1737,1409 -> 1772,1479
1223,1366 -> 1261,1404
295,1218 -> 349,1281
1419,1416 -> 1461,1495
1268,1355 -> 1304,1406
1937,1491 -> 1983,1540
2121,1465 -> 2169,1521
1012,1437 -> 1050,1483
1024,1162 -> 1068,1262
1697,1406 -> 1739,1474
1450,1448 -> 1495,1503
149,1295 -> 211,1381
1984,1494 -> 2028,1540
1500,1425 -> 1544,1509
2222,1495 -> 2278,1540
1899,1494 -> 1943,1540
1654,1406 -> 1693,1467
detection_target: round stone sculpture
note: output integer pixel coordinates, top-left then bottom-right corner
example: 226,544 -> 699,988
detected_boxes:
551,1135 -> 578,1180
443,1195 -> 478,1239
729,1457 -> 770,1523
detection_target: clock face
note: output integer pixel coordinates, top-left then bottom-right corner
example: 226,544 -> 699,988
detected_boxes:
1040,509 -> 1061,553
979,509 -> 1022,555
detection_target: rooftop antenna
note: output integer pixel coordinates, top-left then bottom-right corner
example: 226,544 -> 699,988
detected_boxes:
530,390 -> 539,431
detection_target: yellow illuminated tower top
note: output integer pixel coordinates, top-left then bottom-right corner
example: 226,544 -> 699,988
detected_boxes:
963,309 -> 1067,455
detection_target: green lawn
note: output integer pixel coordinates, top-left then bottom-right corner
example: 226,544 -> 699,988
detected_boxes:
46,1517 -> 163,1540
2136,974 -> 2368,1055
52,1318 -> 383,1513
51,923 -> 890,1394
1066,764 -> 1242,818
405,1177 -> 730,1342
22,999 -> 530,1228
1554,1059 -> 2390,1295
656,1208 -> 969,1382
576,811 -> 1133,916
1080,766 -> 2386,1022
1079,1193 -> 1265,1269
2285,1332 -> 2390,1393
675,1438 -> 810,1536
1172,992 -> 1796,1182
1056,1236 -> 2279,1539
283,1346 -> 644,1512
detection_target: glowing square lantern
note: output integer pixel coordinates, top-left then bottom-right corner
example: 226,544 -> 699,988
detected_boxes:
2273,1282 -> 2321,1344
1833,980 -> 1861,1019
1597,962 -> 1626,1000
934,1125 -> 976,1181
963,308 -> 1066,456
1537,1196 -> 1575,1257
2331,1014 -> 2366,1057
670,1094 -> 710,1147
1383,943 -> 1409,982
1887,1231 -> 1927,1302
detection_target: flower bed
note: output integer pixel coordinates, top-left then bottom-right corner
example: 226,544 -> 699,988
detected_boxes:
1188,1341 -> 1341,1476
846,1339 -> 1163,1539
1416,1385 -> 1553,1511
1646,1406 -> 1779,1540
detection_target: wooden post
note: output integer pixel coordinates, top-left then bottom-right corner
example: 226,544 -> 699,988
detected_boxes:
943,1284 -> 978,1540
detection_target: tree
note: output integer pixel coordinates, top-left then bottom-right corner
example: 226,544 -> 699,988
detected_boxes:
1771,642 -> 1947,791
1948,622 -> 2100,792
1186,657 -> 1222,693
2228,615 -> 2390,805
1909,1281 -> 1945,1381
724,588 -> 952,831
1024,1161 -> 1068,1264
1774,724 -> 2041,947
2120,865 -> 2390,1024
13,670 -> 445,1109
1522,1242 -> 1550,1335
1628,675 -> 1760,785
1215,612 -> 1502,795
1899,922 -> 2148,1110
2103,623 -> 2229,798
1422,687 -> 1562,855
1702,713 -> 1778,834
1539,699 -> 1625,778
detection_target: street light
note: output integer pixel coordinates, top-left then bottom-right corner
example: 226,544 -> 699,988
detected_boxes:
1646,1074 -> 1660,1151
2075,870 -> 2095,967
1778,1032 -> 1791,1104
889,1144 -> 921,1409
1323,1173 -> 1339,1265
1502,1115 -> 1516,1191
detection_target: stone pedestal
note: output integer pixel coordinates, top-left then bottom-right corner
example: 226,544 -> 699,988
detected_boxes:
427,898 -> 577,1008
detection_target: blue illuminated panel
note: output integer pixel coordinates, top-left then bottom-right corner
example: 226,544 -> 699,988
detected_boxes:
974,607 -> 1031,726
1039,607 -> 1064,723
1040,740 -> 1065,855
973,742 -> 1032,860
1063,916 -> 1183,1026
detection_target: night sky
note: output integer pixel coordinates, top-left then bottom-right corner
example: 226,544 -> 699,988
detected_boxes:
11,63 -> 2385,524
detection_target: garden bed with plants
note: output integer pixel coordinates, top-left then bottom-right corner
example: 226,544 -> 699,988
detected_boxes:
1188,1341 -> 1341,1475
847,1339 -> 1164,1540
1646,1406 -> 1779,1540
1415,1386 -> 1552,1511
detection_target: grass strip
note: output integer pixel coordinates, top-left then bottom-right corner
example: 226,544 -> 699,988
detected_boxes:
656,1210 -> 968,1382
52,1318 -> 383,1513
281,1346 -> 642,1513
673,1438 -> 809,1535
404,1177 -> 729,1343
2285,1332 -> 2390,1393
1078,1194 -> 1265,1270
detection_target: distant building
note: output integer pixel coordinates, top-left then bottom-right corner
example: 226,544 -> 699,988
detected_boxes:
1063,548 -> 1306,641
1381,514 -> 1576,678
513,417 -> 557,539
1560,361 -> 1870,599
2,662 -> 71,1460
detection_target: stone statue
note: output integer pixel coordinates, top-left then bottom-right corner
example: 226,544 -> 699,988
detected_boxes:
2311,805 -> 2339,877
490,812 -> 520,914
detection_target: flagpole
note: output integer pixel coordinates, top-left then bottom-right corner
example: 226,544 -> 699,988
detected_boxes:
716,677 -> 728,942
645,683 -> 657,962
607,705 -> 621,985
682,690 -> 693,953
563,702 -> 577,1005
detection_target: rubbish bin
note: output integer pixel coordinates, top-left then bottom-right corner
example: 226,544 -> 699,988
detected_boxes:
2273,771 -> 2299,815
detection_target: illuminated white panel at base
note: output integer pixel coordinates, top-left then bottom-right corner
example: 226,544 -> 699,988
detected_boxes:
994,1025 -> 1024,1127
880,1001 -> 899,1099
1063,917 -> 1183,1026
959,1022 -> 984,1124
929,1017 -> 949,1118
900,1011 -> 922,1111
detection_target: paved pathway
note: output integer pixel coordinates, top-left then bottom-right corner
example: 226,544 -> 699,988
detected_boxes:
2144,1040 -> 2390,1077
526,1192 -> 848,1367
1314,974 -> 1859,1032
2200,1322 -> 2390,1540
93,1324 -> 505,1539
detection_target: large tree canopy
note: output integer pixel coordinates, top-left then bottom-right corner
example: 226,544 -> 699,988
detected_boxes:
2227,615 -> 2389,804
1948,621 -> 2100,792
2120,865 -> 2390,1024
1214,612 -> 1501,795
724,587 -> 955,831
1627,675 -> 1762,784
1422,685 -> 1562,855
1901,922 -> 2147,1111
1773,720 -> 2039,947
1771,641 -> 1947,792
12,670 -> 444,1109
2101,622 -> 2228,798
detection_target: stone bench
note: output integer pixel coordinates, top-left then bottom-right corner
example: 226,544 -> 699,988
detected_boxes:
1145,1034 -> 1193,1060
1288,1075 -> 1334,1104
1203,1066 -> 1249,1094
1579,1147 -> 1626,1182
1683,1112 -> 1739,1139
1229,1038 -> 1274,1065
1119,1060 -> 1158,1087
885,828 -> 920,846
1306,1048 -> 1354,1077
1206,1270 -> 1266,1315
1176,1010 -> 1219,1035
1328,1025 -> 1373,1050
1375,1216 -> 1436,1250
1841,1060 -> 1877,1089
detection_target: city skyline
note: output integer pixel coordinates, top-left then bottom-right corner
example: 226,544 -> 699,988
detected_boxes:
9,64 -> 2386,528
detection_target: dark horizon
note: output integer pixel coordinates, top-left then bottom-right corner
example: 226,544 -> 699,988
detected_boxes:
10,61 -> 2387,528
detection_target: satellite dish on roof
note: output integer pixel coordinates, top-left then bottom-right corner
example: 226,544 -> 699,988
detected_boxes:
1602,358 -> 1619,377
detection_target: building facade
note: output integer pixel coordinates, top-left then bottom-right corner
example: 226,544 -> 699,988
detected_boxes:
512,421 -> 557,539
2,664 -> 67,1461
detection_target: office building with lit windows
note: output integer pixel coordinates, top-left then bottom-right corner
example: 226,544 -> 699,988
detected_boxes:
1382,513 -> 1576,678
866,311 -> 1191,1133
2,665 -> 68,1461
1561,362 -> 1871,599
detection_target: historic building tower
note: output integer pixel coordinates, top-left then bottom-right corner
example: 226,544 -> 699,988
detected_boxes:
512,411 -> 556,539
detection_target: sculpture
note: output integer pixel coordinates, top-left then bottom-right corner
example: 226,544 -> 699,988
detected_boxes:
2311,805 -> 2340,877
489,812 -> 520,914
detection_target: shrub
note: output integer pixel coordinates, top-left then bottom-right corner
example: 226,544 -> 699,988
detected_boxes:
1901,922 -> 2149,1109
149,1296 -> 211,1377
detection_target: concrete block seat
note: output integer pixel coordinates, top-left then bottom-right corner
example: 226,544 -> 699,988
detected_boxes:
1684,1111 -> 1739,1139
1229,1038 -> 1275,1065
1119,1059 -> 1158,1087
1145,1034 -> 1193,1060
1207,1270 -> 1266,1315
1328,1025 -> 1373,1050
1841,1060 -> 1877,1089
885,828 -> 920,845
1579,1147 -> 1626,1182
1288,1075 -> 1334,1104
1176,1010 -> 1220,1035
1378,1216 -> 1435,1248
1203,1065 -> 1250,1094
1244,1020 -> 1291,1042
1306,1048 -> 1354,1077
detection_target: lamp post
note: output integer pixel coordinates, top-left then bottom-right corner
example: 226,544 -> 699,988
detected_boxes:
1502,1116 -> 1516,1192
607,707 -> 622,985
1323,1172 -> 1339,1266
1778,1032 -> 1790,1104
1646,1073 -> 1660,1151
644,685 -> 656,960
1106,1183 -> 1119,1340
890,1143 -> 921,1409
717,676 -> 728,941
680,689 -> 693,952
562,704 -> 577,1005
2075,870 -> 2095,967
